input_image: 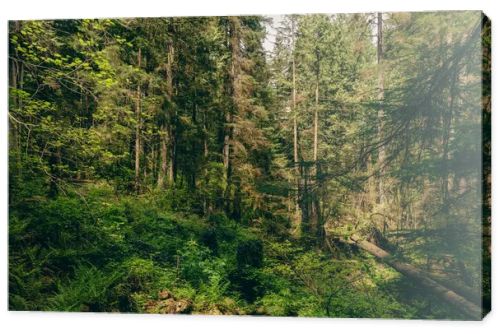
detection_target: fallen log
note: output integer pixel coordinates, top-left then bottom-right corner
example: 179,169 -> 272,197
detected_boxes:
372,230 -> 481,307
426,272 -> 481,308
349,234 -> 482,319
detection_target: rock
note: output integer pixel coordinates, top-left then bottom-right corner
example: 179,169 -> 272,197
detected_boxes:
158,289 -> 172,300
144,290 -> 192,314
174,299 -> 192,314
206,306 -> 223,315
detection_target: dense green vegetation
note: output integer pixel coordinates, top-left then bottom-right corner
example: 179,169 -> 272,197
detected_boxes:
8,12 -> 489,319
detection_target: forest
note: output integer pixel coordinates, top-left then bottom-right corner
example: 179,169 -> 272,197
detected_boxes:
8,11 -> 490,319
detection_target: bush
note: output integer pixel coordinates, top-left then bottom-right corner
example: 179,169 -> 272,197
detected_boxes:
237,238 -> 263,269
48,265 -> 123,312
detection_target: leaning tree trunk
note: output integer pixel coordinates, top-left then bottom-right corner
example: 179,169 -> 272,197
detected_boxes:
349,234 -> 482,318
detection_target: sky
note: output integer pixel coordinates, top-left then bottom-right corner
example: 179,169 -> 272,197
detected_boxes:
262,13 -> 380,57
263,15 -> 284,55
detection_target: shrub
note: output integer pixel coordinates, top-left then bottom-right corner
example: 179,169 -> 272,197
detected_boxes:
48,265 -> 123,312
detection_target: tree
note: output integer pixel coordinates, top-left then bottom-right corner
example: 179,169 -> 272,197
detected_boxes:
376,12 -> 386,205
8,12 -> 488,319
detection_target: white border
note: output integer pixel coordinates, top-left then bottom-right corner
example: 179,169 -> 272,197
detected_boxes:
1,1 -> 498,333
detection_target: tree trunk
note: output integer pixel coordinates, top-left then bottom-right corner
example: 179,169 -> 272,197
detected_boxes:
158,128 -> 168,188
167,42 -> 175,185
349,234 -> 481,318
223,17 -> 240,208
158,40 -> 175,188
313,76 -> 319,163
291,17 -> 302,235
9,54 -> 19,154
377,12 -> 386,205
168,125 -> 175,184
442,70 -> 457,215
311,46 -> 321,238
135,48 -> 142,193
203,108 -> 209,159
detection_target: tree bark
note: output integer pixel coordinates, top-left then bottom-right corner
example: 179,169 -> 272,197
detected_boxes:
442,70 -> 457,215
158,40 -> 175,188
291,17 -> 302,234
135,48 -> 142,193
223,17 -> 240,191
311,44 -> 321,237
203,108 -> 209,159
167,42 -> 175,185
313,85 -> 319,163
158,129 -> 168,188
9,53 -> 19,153
377,12 -> 386,205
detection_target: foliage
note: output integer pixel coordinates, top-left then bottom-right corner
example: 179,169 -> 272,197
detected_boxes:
8,12 -> 487,319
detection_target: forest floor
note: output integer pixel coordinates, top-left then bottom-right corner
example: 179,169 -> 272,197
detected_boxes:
9,183 -> 476,319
